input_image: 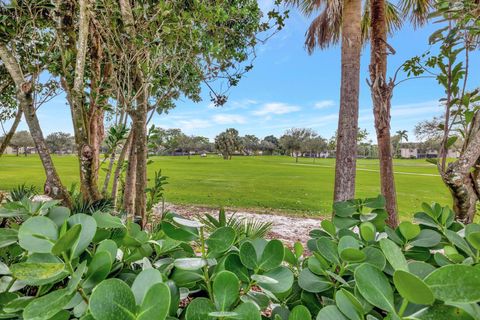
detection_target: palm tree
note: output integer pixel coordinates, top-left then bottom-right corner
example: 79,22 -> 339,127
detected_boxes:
286,0 -> 406,203
369,0 -> 430,227
288,0 -> 431,225
394,129 -> 408,157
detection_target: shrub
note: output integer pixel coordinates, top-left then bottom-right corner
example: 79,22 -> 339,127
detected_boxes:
0,196 -> 479,319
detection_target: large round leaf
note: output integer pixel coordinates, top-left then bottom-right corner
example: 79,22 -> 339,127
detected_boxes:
206,227 -> 236,256
185,297 -> 215,320
0,228 -> 18,248
52,224 -> 82,256
18,216 -> 58,253
424,265 -> 480,303
137,282 -> 170,320
256,266 -> 294,293
213,271 -> 239,311
399,221 -> 421,240
258,240 -> 284,271
89,279 -> 136,320
239,241 -> 258,270
233,301 -> 261,320
83,251 -> 113,290
298,269 -> 331,293
288,305 -> 311,320
354,263 -> 395,312
68,214 -> 97,258
131,269 -> 164,305
393,270 -> 434,305
359,222 -> 376,242
410,229 -> 442,248
316,305 -> 348,320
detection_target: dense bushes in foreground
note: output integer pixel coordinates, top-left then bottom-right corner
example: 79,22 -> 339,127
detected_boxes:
1,196 -> 480,319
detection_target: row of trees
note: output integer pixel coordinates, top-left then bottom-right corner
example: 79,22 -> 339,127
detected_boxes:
0,0 -> 286,226
0,131 -> 75,155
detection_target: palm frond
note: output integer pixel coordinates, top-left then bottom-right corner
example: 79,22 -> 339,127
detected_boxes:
399,0 -> 432,27
284,0 -> 325,16
305,0 -> 343,52
361,0 -> 404,43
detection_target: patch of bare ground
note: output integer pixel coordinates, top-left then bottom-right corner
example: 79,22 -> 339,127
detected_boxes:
155,203 -> 324,245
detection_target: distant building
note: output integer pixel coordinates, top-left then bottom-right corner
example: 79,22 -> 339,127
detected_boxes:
400,145 -> 459,159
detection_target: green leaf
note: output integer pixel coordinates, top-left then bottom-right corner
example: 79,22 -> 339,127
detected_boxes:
354,263 -> 395,312
161,221 -> 198,242
398,221 -> 421,240
174,258 -> 207,271
18,216 -> 58,253
467,232 -> 480,251
68,214 -> 97,258
52,224 -> 82,256
83,251 -> 112,290
256,266 -> 294,293
288,305 -> 311,320
137,282 -> 170,320
316,237 -> 340,265
132,269 -> 164,305
379,238 -> 408,271
47,206 -> 70,227
213,271 -> 239,311
359,222 -> 375,242
298,269 -> 331,293
93,212 -> 124,229
393,270 -> 434,305
258,240 -> 284,271
185,297 -> 215,320
239,241 -> 258,270
23,288 -> 74,320
333,201 -> 357,217
321,220 -> 336,236
316,305 -> 348,320
0,228 -> 18,248
424,265 -> 480,303
335,289 -> 364,320
233,301 -> 261,320
410,304 -> 474,319
410,229 -> 442,248
340,248 -> 366,263
89,279 -> 136,320
96,239 -> 118,264
10,262 -> 64,285
206,226 -> 236,256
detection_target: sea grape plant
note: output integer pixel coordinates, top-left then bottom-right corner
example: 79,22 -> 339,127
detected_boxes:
1,196 -> 480,319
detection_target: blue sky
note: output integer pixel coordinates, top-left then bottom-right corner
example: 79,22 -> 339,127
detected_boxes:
9,1 -> 480,142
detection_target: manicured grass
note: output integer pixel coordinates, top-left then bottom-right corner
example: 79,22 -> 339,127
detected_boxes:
0,154 -> 450,218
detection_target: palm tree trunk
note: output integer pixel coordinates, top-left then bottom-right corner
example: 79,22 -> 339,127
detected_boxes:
0,108 -> 22,157
369,0 -> 398,227
334,0 -> 362,202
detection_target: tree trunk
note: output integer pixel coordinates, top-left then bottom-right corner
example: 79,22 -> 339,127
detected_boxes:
132,102 -> 148,226
369,0 -> 398,227
102,151 -> 116,195
334,0 -> 362,202
123,129 -> 137,215
112,130 -> 132,206
0,108 -> 22,157
0,44 -> 71,206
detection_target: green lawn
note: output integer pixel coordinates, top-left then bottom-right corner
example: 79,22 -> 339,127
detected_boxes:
0,154 -> 450,218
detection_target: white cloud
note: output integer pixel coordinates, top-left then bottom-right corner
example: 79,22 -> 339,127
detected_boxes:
314,100 -> 335,109
253,102 -> 301,116
212,114 -> 247,125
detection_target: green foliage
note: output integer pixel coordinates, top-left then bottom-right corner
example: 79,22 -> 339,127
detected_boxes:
7,183 -> 38,202
1,196 -> 480,319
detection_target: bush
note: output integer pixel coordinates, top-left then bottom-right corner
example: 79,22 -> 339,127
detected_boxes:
0,196 -> 480,319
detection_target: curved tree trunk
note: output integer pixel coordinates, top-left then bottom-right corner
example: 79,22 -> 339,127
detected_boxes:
369,0 -> 398,227
0,44 -> 71,206
0,108 -> 22,157
333,0 -> 362,202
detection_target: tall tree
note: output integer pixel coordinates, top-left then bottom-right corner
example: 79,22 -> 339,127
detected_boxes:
369,0 -> 431,227
280,128 -> 315,162
215,128 -> 242,160
287,0 -> 362,201
0,1 -> 71,204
